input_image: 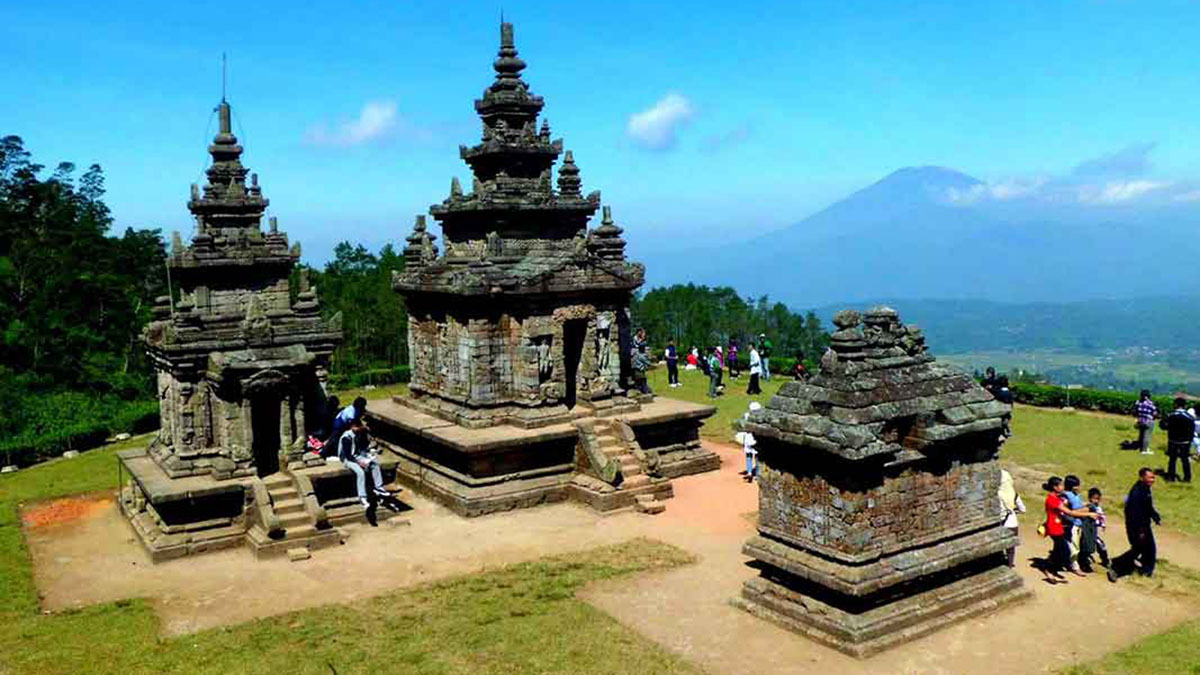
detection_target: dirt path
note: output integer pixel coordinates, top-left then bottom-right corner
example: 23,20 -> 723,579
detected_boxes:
23,440 -> 1200,674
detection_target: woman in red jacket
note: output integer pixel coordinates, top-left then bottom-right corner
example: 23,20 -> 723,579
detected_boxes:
1043,475 -> 1099,582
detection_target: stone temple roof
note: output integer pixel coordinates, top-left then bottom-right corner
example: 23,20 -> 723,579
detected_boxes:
745,306 -> 1008,462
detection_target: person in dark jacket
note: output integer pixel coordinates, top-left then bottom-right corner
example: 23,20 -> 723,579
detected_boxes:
994,375 -> 1014,438
1108,467 -> 1162,581
1162,397 -> 1195,482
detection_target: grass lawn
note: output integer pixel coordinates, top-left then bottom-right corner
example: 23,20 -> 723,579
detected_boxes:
1001,404 -> 1200,538
0,436 -> 701,675
646,364 -> 789,440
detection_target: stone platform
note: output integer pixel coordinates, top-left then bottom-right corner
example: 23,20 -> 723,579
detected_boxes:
368,396 -> 717,517
118,447 -> 404,562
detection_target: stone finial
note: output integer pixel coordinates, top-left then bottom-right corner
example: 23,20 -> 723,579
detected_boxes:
269,216 -> 278,234
190,183 -> 200,202
539,119 -> 550,140
290,241 -> 301,257
298,267 -> 310,293
557,150 -> 582,198
218,100 -> 232,135
450,176 -> 463,199
172,231 -> 184,255
404,214 -> 438,267
591,205 -> 627,261
251,173 -> 258,188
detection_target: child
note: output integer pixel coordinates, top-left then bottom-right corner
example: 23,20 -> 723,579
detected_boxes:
737,402 -> 762,482
1078,487 -> 1110,572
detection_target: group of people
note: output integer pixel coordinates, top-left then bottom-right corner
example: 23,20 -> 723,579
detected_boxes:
309,395 -> 392,508
1133,391 -> 1197,483
1013,467 -> 1162,584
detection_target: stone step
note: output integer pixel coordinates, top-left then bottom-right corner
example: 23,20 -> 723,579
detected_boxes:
262,473 -> 293,488
247,525 -> 346,559
622,474 -> 651,490
279,511 -> 311,528
636,499 -> 666,515
269,488 -> 300,502
287,547 -> 311,562
272,497 -> 305,515
619,461 -> 643,477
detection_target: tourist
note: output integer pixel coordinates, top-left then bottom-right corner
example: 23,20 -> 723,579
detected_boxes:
747,342 -> 763,395
338,418 -> 389,508
699,345 -> 711,376
1062,475 -> 1087,573
1190,408 -> 1200,459
1161,397 -> 1194,482
792,351 -> 809,381
1042,475 -> 1097,581
759,333 -> 773,381
685,346 -> 699,370
665,338 -> 680,388
713,346 -> 725,391
994,376 -> 1014,437
982,367 -> 998,394
1078,487 -> 1110,573
707,347 -> 723,399
1134,390 -> 1158,455
1108,467 -> 1162,581
630,344 -> 652,395
634,327 -> 648,352
738,401 -> 762,482
998,469 -> 1025,568
330,396 -> 368,444
727,338 -> 740,379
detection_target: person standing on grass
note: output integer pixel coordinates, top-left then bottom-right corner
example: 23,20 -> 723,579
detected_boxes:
728,338 -> 740,379
665,339 -> 680,388
1134,390 -> 1158,455
994,376 -> 1014,438
998,469 -> 1026,568
1109,467 -> 1162,581
1042,475 -> 1098,582
1161,397 -> 1194,483
759,333 -> 773,382
747,342 -> 763,395
713,346 -> 725,392
707,347 -> 723,399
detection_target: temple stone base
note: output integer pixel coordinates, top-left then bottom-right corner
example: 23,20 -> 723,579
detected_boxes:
735,561 -> 1031,658
369,395 -> 716,517
118,447 -> 405,562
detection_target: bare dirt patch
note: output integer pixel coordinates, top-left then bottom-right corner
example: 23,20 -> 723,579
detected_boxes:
21,493 -> 113,528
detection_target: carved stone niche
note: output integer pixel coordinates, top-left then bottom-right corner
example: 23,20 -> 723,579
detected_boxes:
242,368 -> 290,397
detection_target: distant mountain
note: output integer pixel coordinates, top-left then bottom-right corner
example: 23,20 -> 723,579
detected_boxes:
645,166 -> 1200,306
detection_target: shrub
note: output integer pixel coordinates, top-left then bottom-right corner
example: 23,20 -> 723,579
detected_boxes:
1009,382 -> 1177,416
327,365 -> 412,389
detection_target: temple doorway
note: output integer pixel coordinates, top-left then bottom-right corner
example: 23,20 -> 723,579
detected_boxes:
251,395 -> 281,477
563,319 -> 587,409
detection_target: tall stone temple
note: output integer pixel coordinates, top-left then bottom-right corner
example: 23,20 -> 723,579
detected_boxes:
370,23 -> 719,516
119,99 -> 376,561
735,307 -> 1030,657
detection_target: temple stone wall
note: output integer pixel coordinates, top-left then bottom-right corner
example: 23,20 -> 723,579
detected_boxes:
756,448 -> 1000,557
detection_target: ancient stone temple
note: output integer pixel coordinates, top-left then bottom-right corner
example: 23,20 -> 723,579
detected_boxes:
119,99 -> 372,561
370,22 -> 718,516
735,307 -> 1030,657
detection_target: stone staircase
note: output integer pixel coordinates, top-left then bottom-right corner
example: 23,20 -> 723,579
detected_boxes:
246,472 -> 346,560
572,418 -> 670,514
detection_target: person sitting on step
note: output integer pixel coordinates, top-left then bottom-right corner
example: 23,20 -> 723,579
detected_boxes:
338,418 -> 389,508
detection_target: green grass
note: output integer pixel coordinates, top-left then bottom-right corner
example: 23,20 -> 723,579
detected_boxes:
1062,617 -> 1200,674
0,439 -> 700,675
1001,404 -> 1200,537
646,365 -> 789,440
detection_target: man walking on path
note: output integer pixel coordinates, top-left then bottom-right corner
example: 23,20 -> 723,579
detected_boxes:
1109,467 -> 1162,581
1134,390 -> 1158,455
1162,397 -> 1195,482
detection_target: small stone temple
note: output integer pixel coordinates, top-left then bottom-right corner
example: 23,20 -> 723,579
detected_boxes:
370,22 -> 718,516
119,99 -> 381,561
735,307 -> 1030,657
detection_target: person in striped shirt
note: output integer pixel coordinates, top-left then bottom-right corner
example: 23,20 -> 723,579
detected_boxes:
1134,390 -> 1158,456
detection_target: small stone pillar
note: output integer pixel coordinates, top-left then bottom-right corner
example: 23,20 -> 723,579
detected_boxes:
736,306 -> 1030,657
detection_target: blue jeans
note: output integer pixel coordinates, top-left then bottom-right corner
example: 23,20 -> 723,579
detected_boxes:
744,453 -> 757,477
761,357 -> 770,381
343,458 -> 383,499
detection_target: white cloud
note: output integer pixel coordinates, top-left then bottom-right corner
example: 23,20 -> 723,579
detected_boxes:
626,93 -> 695,150
944,178 -> 1045,205
305,101 -> 400,147
1080,180 -> 1170,204
1173,189 -> 1200,203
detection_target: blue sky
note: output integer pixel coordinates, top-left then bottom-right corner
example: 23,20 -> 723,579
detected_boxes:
4,1 -> 1199,263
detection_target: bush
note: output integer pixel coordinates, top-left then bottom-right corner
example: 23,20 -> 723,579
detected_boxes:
328,365 -> 412,390
0,393 -> 159,468
1009,382 -> 1178,417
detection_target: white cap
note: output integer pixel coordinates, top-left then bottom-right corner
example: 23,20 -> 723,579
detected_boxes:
749,401 -> 763,412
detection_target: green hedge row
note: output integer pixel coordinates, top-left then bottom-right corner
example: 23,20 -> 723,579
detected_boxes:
0,398 -> 159,468
327,365 -> 412,389
1009,382 -> 1178,416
